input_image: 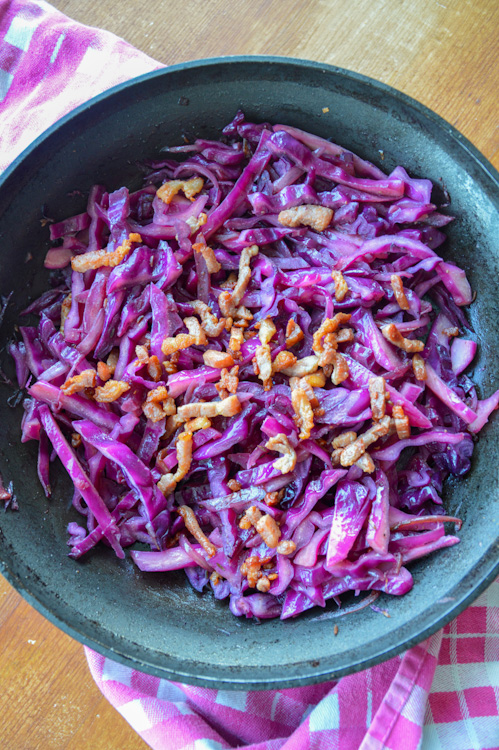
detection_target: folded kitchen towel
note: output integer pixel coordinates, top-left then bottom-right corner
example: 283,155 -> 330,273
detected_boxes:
0,2 -> 497,749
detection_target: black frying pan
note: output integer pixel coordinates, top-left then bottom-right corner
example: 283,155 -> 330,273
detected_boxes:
0,57 -> 497,689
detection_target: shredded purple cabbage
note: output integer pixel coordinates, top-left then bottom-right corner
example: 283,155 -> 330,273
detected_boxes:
12,112 -> 499,620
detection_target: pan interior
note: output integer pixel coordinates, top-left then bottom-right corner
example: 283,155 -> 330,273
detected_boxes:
0,58 -> 497,689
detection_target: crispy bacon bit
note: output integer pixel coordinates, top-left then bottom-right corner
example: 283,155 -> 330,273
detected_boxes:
60,293 -> 72,333
177,394 -> 241,421
135,344 -> 149,363
285,319 -> 305,348
157,433 -> 194,495
381,323 -> 424,353
192,241 -> 221,273
147,355 -> 162,382
228,326 -> 244,356
241,555 -> 271,587
215,366 -> 239,398
442,326 -> 460,338
220,272 -> 238,290
253,344 -> 273,391
282,355 -> 319,377
143,401 -> 168,422
256,576 -> 271,593
177,504 -> 217,557
97,361 -> 112,382
278,204 -> 333,232
184,416 -> 211,433
257,318 -> 276,345
390,274 -> 410,311
265,434 -> 297,475
71,432 -> 82,448
239,505 -> 262,530
202,350 -> 235,369
356,453 -> 375,473
313,314 -> 352,354
340,415 -> 392,466
156,176 -> 204,204
227,479 -> 242,492
335,328 -> 355,344
291,387 -> 314,440
210,572 -> 222,586
146,385 -> 169,403
264,490 -> 283,507
331,448 -> 344,465
272,350 -> 297,373
71,233 -> 141,273
331,351 -> 350,385
332,431 -> 357,449
184,316 -> 208,346
106,349 -> 119,375
276,540 -> 296,556
191,300 -> 225,338
331,270 -> 349,301
161,333 -> 196,356
392,404 -> 410,439
255,514 -> 281,548
163,352 -> 179,375
369,376 -> 387,421
218,245 -> 259,316
61,369 -> 97,395
94,379 -> 130,402
186,212 -> 208,234
412,353 -> 427,380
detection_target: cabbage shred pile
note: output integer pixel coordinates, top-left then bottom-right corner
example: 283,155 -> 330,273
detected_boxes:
11,113 -> 499,620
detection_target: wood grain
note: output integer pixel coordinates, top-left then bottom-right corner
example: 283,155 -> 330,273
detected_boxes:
1,1 -> 497,748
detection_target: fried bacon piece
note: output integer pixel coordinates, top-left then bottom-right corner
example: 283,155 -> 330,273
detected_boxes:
177,504 -> 217,557
97,361 -> 112,382
186,212 -> 208,234
215,366 -> 239,398
228,326 -> 244,355
340,415 -> 392,466
177,394 -> 241,421
272,351 -> 297,373
369,376 -> 387,421
285,319 -> 304,348
147,355 -> 162,382
281,355 -> 319,377
240,554 -> 272,588
71,233 -> 142,273
203,350 -> 235,369
158,432 -> 194,496
184,316 -> 208,346
255,514 -> 281,548
164,413 -> 184,439
442,326 -> 460,338
184,416 -> 211,432
265,433 -> 297,475
94,379 -> 130,403
355,453 -> 375,473
192,300 -> 226,338
412,353 -> 427,380
156,176 -> 204,204
276,540 -> 296,556
256,576 -> 271,592
161,333 -> 196,356
313,314 -> 351,354
253,344 -> 273,390
291,387 -> 314,440
227,479 -> 242,492
192,241 -> 221,273
60,293 -> 72,333
218,245 -> 258,317
220,272 -> 238,290
142,387 -> 176,422
331,270 -> 349,301
264,490 -> 284,507
390,274 -> 410,311
331,351 -> 350,385
61,369 -> 97,395
278,204 -> 333,232
392,404 -> 410,439
381,323 -> 424,353
332,431 -> 357,449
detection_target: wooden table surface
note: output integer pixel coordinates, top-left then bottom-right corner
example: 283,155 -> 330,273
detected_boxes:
1,1 -> 498,748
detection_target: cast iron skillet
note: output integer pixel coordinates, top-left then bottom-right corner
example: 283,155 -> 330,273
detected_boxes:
0,57 -> 498,690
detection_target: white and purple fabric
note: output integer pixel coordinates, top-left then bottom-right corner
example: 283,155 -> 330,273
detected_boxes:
0,2 -> 497,748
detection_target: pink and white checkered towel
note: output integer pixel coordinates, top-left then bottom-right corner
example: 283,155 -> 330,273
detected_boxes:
0,2 -> 498,748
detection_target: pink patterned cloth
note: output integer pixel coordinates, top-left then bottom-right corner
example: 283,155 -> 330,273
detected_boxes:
0,2 -> 497,748
87,580 -> 499,750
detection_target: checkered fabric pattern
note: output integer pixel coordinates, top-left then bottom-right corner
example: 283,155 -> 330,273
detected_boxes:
0,2 -> 498,748
86,579 -> 499,750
